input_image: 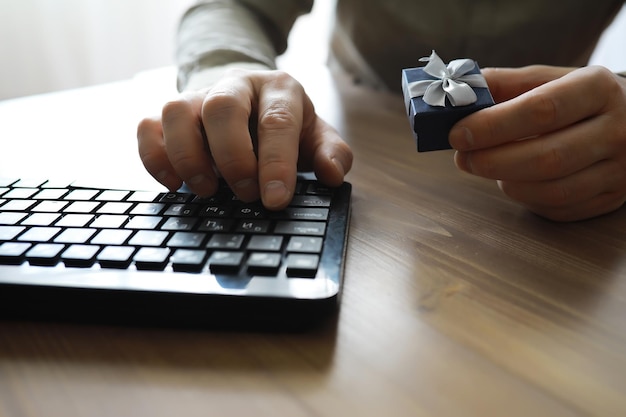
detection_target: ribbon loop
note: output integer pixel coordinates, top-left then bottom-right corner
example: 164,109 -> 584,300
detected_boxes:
408,50 -> 488,107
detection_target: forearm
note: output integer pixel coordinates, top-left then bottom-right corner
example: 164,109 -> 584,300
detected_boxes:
176,0 -> 313,91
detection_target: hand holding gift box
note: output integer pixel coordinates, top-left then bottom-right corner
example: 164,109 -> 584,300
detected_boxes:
402,51 -> 494,152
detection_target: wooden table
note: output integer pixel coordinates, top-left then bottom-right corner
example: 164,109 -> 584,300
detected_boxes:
1,63 -> 625,417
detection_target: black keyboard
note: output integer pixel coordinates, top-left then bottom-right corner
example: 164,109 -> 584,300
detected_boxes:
0,174 -> 351,330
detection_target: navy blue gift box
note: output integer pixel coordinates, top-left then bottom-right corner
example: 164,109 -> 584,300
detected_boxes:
402,61 -> 494,152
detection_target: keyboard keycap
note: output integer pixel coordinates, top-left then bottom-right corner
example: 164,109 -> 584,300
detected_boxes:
208,251 -> 244,274
26,243 -> 65,266
53,228 -> 97,244
171,249 -> 208,272
285,254 -> 319,278
97,245 -> 136,268
91,229 -> 133,246
18,226 -> 62,242
61,244 -> 101,267
133,247 -> 171,271
0,225 -> 25,241
0,242 -> 31,264
246,252 -> 281,275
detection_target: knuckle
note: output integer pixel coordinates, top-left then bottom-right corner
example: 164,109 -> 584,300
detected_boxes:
161,99 -> 190,125
201,90 -> 244,124
136,117 -> 156,137
259,102 -> 299,132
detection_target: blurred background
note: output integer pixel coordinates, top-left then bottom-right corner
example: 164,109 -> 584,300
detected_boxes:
0,0 -> 624,101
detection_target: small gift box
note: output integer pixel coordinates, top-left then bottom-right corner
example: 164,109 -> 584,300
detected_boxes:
402,51 -> 494,152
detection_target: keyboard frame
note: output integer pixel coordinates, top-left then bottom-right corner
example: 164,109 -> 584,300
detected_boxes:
0,175 -> 352,330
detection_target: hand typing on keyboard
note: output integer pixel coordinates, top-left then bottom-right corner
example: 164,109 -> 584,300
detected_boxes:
136,69 -> 353,211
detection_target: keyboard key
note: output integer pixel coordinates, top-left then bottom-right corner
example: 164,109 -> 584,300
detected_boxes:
233,204 -> 267,219
18,226 -> 62,242
288,194 -> 332,207
97,245 -> 136,268
1,199 -> 37,211
206,234 -> 244,250
61,244 -> 101,267
3,188 -> 39,199
171,249 -> 208,272
33,188 -> 69,200
95,190 -> 130,201
127,191 -> 160,202
166,232 -> 206,248
235,219 -> 271,233
164,204 -> 198,217
63,201 -> 100,213
0,242 -> 32,264
161,217 -> 197,231
286,236 -> 323,253
274,221 -> 326,236
274,207 -> 329,221
285,254 -> 319,278
130,203 -> 165,215
125,215 -> 162,229
159,192 -> 193,204
90,214 -> 128,228
96,202 -> 133,214
247,235 -> 283,251
64,189 -> 100,200
246,252 -> 281,275
133,247 -> 171,271
32,200 -> 69,213
20,212 -> 62,226
53,228 -> 97,244
199,205 -> 231,217
0,225 -> 25,241
198,218 -> 233,232
91,229 -> 133,245
128,230 -> 169,247
55,214 -> 94,227
26,243 -> 65,266
0,212 -> 28,225
208,251 -> 244,274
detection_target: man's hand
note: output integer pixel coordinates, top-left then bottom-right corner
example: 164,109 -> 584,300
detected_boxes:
450,65 -> 626,221
137,69 -> 353,210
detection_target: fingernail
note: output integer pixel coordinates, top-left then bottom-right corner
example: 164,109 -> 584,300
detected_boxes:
449,126 -> 473,150
263,180 -> 290,209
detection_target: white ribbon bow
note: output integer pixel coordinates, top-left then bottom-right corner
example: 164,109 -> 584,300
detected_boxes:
407,50 -> 488,107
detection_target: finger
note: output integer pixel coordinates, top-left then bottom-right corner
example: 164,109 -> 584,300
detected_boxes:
299,117 -> 353,187
481,66 -> 573,103
161,93 -> 219,196
202,74 -> 260,202
137,116 -> 183,191
454,115 -> 612,181
497,159 -> 626,212
450,66 -> 615,151
254,72 -> 307,209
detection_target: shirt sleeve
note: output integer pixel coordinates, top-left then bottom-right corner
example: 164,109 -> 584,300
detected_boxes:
176,0 -> 313,91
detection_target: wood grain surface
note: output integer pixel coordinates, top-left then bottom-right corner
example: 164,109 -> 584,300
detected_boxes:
1,67 -> 625,417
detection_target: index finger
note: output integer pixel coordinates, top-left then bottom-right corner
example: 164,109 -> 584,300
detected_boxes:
449,66 -> 611,151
